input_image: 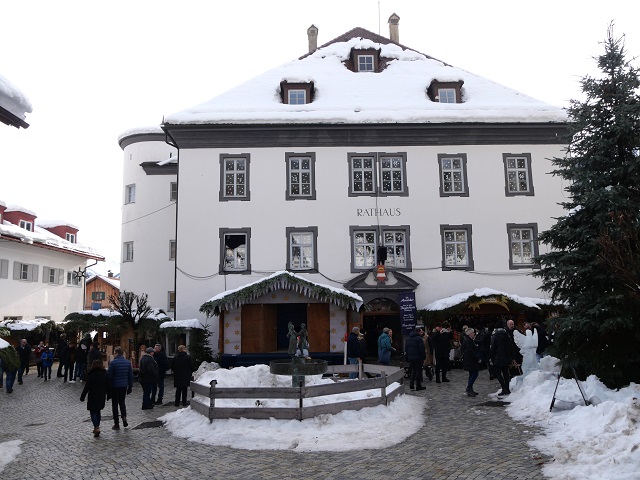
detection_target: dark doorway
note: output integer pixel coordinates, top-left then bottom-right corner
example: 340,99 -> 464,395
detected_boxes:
363,314 -> 403,358
276,303 -> 307,350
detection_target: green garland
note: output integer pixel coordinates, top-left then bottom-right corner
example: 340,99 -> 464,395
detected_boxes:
0,344 -> 20,371
200,272 -> 362,317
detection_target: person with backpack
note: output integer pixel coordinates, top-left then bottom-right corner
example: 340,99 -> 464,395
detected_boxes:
41,347 -> 54,382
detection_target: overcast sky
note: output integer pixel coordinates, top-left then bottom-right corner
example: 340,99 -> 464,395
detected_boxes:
2,0 -> 638,273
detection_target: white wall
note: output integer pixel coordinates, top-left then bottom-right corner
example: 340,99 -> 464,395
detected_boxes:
0,241 -> 87,321
120,139 -> 177,316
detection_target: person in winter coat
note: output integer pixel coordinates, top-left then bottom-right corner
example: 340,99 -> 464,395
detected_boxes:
462,328 -> 482,396
34,341 -> 46,378
405,327 -> 427,391
55,334 -> 68,378
377,328 -> 395,366
139,347 -> 159,410
80,359 -> 111,437
172,345 -> 194,407
74,343 -> 88,382
41,347 -> 54,381
421,329 -> 434,381
346,327 -> 360,379
61,342 -> 77,383
490,322 -> 513,397
431,325 -> 452,383
16,339 -> 31,384
152,343 -> 169,404
107,347 -> 133,430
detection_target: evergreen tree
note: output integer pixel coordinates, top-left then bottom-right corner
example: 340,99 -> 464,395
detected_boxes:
535,26 -> 640,388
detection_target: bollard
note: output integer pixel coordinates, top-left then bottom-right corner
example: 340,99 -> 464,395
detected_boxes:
209,379 -> 217,422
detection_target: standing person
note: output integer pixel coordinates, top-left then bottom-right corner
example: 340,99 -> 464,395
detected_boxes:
41,347 -> 54,382
16,339 -> 31,385
506,319 -> 523,366
56,334 -> 68,378
152,343 -> 169,405
432,324 -> 452,383
62,342 -> 77,383
421,328 -> 434,382
139,347 -> 158,410
74,343 -> 88,382
490,321 -> 513,397
88,342 -> 102,365
405,327 -> 426,391
107,347 -> 133,430
462,328 -> 481,396
80,359 -> 111,437
346,327 -> 360,379
358,329 -> 368,376
2,345 -> 20,394
377,327 -> 395,366
34,341 -> 46,378
172,345 -> 193,407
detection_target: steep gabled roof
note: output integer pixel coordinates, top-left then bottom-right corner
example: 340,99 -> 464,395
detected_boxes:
164,28 -> 566,127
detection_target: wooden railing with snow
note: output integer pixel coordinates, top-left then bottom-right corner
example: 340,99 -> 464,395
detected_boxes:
189,363 -> 405,421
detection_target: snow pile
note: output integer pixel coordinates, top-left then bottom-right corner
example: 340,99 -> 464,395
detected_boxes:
193,361 -> 221,380
0,440 -> 23,474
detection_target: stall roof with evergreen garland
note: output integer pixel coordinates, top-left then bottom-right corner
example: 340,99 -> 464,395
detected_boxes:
200,270 -> 364,317
0,318 -> 58,332
424,287 -> 558,313
159,319 -> 204,331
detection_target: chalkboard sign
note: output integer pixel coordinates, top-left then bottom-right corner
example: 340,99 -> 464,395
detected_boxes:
398,291 -> 417,333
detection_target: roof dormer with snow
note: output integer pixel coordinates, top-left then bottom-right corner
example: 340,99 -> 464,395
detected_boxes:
3,204 -> 37,232
37,220 -> 80,244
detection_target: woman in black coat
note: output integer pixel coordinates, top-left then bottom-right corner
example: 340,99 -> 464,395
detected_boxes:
172,345 -> 194,407
80,359 -> 111,437
461,328 -> 481,397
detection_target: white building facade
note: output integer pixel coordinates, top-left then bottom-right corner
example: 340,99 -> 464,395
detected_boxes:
120,24 -> 568,364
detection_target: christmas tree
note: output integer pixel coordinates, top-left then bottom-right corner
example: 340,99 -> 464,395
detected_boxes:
535,26 -> 640,388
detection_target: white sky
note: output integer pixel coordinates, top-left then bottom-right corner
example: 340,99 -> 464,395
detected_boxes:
1,0 -> 639,273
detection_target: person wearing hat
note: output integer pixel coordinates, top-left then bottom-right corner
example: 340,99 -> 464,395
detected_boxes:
74,343 -> 88,382
108,346 -> 133,430
347,327 -> 360,379
138,346 -> 159,410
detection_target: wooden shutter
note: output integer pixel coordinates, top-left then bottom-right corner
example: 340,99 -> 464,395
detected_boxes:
13,261 -> 21,280
307,303 -> 330,352
57,268 -> 64,284
30,264 -> 39,282
43,266 -> 51,283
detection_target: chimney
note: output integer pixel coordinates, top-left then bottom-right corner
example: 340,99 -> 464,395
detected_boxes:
107,270 -> 113,278
388,13 -> 400,43
307,24 -> 318,53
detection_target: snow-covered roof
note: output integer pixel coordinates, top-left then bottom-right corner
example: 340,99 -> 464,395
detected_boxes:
423,287 -> 554,311
0,219 -> 103,260
165,34 -> 566,126
69,309 -> 121,318
0,73 -> 32,120
87,274 -> 120,290
159,319 -> 204,330
37,219 -> 79,230
117,125 -> 164,143
0,318 -> 52,331
5,203 -> 36,216
0,200 -> 7,208
201,270 -> 363,316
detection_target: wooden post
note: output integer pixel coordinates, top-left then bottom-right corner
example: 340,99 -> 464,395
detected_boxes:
298,379 -> 303,421
209,379 -> 217,422
381,372 -> 387,405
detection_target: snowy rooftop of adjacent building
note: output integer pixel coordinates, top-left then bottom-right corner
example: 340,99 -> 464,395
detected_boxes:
87,274 -> 120,290
159,319 -> 204,330
424,287 -> 553,311
36,219 -> 79,230
117,125 -> 164,143
0,73 -> 32,120
165,34 -> 567,126
0,318 -> 52,331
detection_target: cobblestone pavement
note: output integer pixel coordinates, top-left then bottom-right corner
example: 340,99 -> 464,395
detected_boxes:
0,362 -> 549,480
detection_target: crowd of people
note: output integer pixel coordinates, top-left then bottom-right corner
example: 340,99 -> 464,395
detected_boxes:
0,336 -> 195,437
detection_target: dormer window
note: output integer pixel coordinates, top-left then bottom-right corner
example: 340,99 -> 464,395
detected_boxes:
280,81 -> 314,105
349,48 -> 380,73
428,80 -> 464,104
19,220 -> 32,231
357,55 -> 374,72
66,233 -> 76,243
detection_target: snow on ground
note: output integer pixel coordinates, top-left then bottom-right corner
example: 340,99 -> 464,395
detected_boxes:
161,359 -> 640,477
160,364 -> 425,452
0,440 -> 23,474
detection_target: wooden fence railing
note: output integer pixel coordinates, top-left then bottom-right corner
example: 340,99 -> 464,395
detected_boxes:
189,363 -> 405,421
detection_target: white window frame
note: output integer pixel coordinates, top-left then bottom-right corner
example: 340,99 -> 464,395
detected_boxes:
170,182 -> 178,201
503,153 -> 534,196
220,154 -> 250,201
168,291 -> 175,312
357,55 -> 374,72
440,225 -> 474,271
14,262 -> 38,282
123,241 -> 134,262
125,184 -> 136,204
66,232 -> 76,243
19,220 -> 33,231
287,89 -> 307,105
286,227 -> 318,272
169,240 -> 176,260
507,223 -> 539,269
437,88 -> 457,103
66,271 -> 81,286
43,266 -> 63,285
220,228 -> 251,274
348,153 -> 408,197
